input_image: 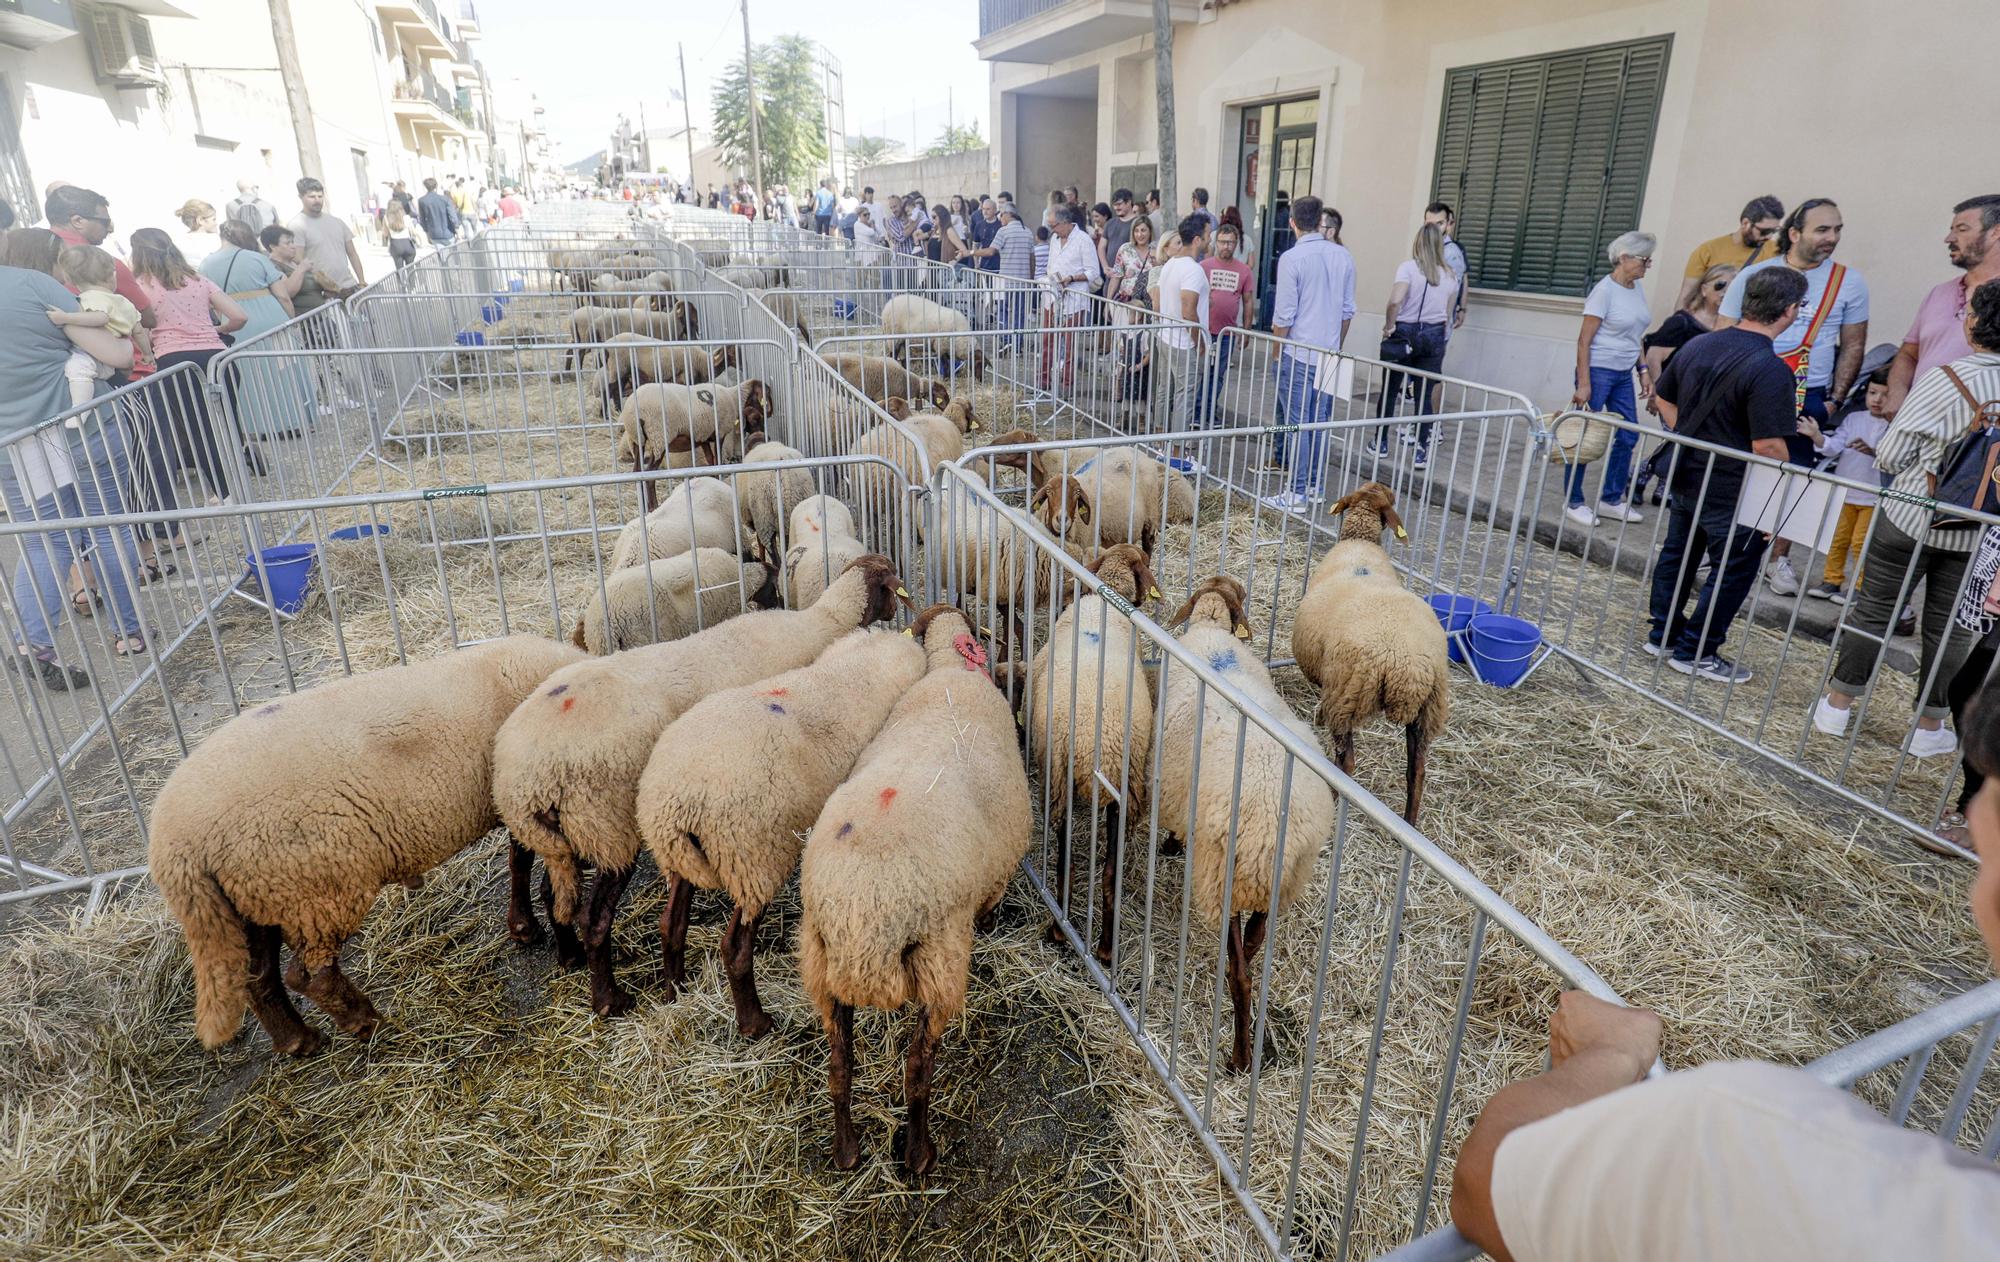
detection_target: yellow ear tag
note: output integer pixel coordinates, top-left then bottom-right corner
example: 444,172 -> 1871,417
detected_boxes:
902,627 -> 914,636
895,586 -> 911,598
1148,586 -> 1162,601
1235,624 -> 1252,640
1393,525 -> 1408,540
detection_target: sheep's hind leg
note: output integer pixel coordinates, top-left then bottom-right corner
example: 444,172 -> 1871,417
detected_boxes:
1404,721 -> 1429,826
539,864 -> 585,968
723,904 -> 774,1039
827,1000 -> 861,1170
1330,729 -> 1356,777
582,864 -> 637,1018
656,874 -> 695,998
302,955 -> 383,1041
897,1008 -> 941,1178
246,921 -> 322,1056
1094,799 -> 1122,965
506,837 -> 544,946
1226,914 -> 1256,1073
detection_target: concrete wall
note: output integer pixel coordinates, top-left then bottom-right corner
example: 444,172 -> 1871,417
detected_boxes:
987,0 -> 1991,408
853,148 -> 994,201
1014,95 -> 1098,208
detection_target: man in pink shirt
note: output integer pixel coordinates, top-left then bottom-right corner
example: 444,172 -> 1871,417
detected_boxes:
1887,194 -> 2000,414
45,184 -> 155,373
497,189 -> 524,218
1195,221 -> 1255,425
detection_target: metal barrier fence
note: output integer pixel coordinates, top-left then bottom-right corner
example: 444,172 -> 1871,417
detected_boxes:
928,454 -> 1637,1260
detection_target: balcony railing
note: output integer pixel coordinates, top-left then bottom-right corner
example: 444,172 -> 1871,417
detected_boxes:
978,0 -> 1068,37
393,69 -> 459,120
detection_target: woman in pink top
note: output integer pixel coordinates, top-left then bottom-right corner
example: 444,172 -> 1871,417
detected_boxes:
128,228 -> 246,561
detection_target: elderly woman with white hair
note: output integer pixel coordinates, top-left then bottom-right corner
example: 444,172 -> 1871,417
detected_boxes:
1564,230 -> 1658,527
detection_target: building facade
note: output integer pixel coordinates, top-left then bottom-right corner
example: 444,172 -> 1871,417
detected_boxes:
978,0 -> 1990,406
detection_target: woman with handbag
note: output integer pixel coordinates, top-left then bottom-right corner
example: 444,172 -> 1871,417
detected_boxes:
1109,216 -> 1158,404
201,220 -> 307,445
1564,232 -> 1657,527
1812,279 -> 2000,761
1374,223 -> 1459,471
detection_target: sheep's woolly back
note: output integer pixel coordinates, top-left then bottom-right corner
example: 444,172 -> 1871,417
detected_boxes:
785,533 -> 867,610
606,476 -> 742,571
823,352 -> 950,411
1065,448 -> 1173,551
880,293 -> 977,363
738,441 -> 817,555
1291,540 -> 1450,737
637,628 -> 926,916
494,561 -> 902,924
788,494 -> 855,547
798,610 -> 1030,1031
617,379 -> 768,470
149,635 -> 584,1046
1155,623 -> 1335,923
574,548 -> 769,655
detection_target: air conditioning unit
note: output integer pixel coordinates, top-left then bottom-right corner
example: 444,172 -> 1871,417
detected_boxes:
87,7 -> 165,88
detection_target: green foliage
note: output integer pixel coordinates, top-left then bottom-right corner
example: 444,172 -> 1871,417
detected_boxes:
712,34 -> 829,190
847,134 -> 901,168
923,122 -> 985,158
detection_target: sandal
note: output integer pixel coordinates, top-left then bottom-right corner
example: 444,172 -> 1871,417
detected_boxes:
8,646 -> 90,692
115,633 -> 147,657
136,559 -> 177,587
70,588 -> 101,618
1922,813 -> 1974,858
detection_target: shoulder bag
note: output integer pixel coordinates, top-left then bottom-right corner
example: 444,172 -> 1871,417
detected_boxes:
1927,365 -> 2000,528
1380,277 -> 1428,363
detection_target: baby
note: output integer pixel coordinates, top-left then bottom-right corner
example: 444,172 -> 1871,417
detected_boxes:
46,243 -> 151,409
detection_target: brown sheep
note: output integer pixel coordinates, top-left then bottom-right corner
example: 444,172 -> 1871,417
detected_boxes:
590,338 -> 732,418
798,603 -> 1031,1175
616,378 -> 773,474
847,397 -> 976,537
823,351 -> 950,411
492,556 -> 911,1016
149,635 -> 584,1055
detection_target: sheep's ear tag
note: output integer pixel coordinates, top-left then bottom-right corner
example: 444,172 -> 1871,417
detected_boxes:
1393,525 -> 1408,540
1148,585 -> 1162,601
895,586 -> 911,599
902,626 -> 914,636
1235,624 -> 1253,640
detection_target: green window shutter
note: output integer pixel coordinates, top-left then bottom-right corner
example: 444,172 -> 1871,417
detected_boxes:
1431,36 -> 1671,297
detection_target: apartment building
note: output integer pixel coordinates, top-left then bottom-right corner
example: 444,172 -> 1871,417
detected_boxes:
978,0 -> 1989,405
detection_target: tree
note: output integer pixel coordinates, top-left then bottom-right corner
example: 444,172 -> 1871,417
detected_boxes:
1154,0 -> 1177,217
712,34 -> 827,190
848,135 -> 901,168
923,122 -> 985,157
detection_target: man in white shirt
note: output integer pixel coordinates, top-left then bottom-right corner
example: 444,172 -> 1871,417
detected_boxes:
1449,678 -> 2000,1261
1039,202 -> 1099,394
1262,194 -> 1356,511
1153,216 -> 1210,470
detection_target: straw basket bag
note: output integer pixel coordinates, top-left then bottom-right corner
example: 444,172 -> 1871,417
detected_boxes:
1547,410 -> 1617,464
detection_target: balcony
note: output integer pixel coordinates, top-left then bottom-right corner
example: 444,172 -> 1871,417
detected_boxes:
390,69 -> 474,142
0,0 -> 75,49
455,0 -> 478,37
976,0 -> 1200,64
376,0 -> 453,58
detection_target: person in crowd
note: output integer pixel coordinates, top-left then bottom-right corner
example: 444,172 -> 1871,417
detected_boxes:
46,186 -> 155,352
204,220 -> 309,442
1187,187 -> 1218,260
1887,195 -> 2000,414
382,198 -> 424,272
852,204 -> 880,249
1197,221 -> 1254,426
497,188 -> 524,218
289,178 -> 364,295
1152,216 -> 1210,467
1811,279 -> 2000,757
930,202 -> 970,267
259,224 -> 322,316
947,194 -> 969,237
127,228 -> 247,552
1450,669 -> 2000,1260
1943,520 -> 2000,851
883,194 -> 916,263
1261,194 -> 1355,513
1630,263 -> 1739,504
1320,205 -> 1345,246
967,196 -> 1001,271
1088,202 -> 1115,287
1039,203 -> 1099,395
991,205 -> 1034,352
813,179 -> 836,235
417,177 -> 461,245
837,186 -> 861,239
448,176 -> 474,226
1424,201 -> 1471,335
1101,189 -> 1136,286
1377,222 -> 1462,472
1,227 -> 146,678
175,199 -> 222,266
1796,364 -> 1891,604
479,184 -> 501,221
1032,224 -> 1050,280
226,179 -> 278,237
1676,195 -> 1784,311
1108,213 -> 1158,395
1564,232 -> 1657,526
1063,185 -> 1080,208
1719,198 -> 1870,596
1217,204 -> 1254,278
1145,189 -> 1164,242
389,181 -> 415,216
1642,266 -> 1807,684
47,244 -> 144,412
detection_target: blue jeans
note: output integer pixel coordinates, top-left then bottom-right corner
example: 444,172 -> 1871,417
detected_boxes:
1565,365 -> 1640,507
1,417 -> 144,647
1648,489 -> 1767,660
1194,333 -> 1233,427
1277,352 -> 1332,495
1000,290 -> 1031,351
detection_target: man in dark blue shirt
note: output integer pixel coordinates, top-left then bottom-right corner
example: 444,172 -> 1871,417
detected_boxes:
417,178 -> 461,244
967,197 -> 1001,271
1644,266 -> 1808,682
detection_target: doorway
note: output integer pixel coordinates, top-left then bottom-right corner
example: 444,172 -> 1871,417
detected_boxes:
1233,96 -> 1318,329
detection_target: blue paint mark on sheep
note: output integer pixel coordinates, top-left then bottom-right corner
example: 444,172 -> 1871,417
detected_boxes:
547,683 -> 569,697
1080,629 -> 1101,645
255,702 -> 283,717
1354,566 -> 1370,576
836,822 -> 853,839
1207,649 -> 1239,674
767,702 -> 786,714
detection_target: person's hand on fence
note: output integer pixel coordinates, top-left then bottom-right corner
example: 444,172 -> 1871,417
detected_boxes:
1795,415 -> 1824,446
1548,991 -> 1661,1082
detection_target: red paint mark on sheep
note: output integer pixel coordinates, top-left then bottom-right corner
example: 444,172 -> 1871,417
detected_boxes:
763,687 -> 788,697
878,787 -> 897,811
561,697 -> 576,713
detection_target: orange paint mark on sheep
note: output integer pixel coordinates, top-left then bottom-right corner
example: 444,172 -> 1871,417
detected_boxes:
763,687 -> 788,697
561,697 -> 576,713
878,787 -> 897,811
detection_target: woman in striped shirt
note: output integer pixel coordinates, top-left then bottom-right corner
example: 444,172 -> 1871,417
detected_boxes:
1814,279 -> 2000,762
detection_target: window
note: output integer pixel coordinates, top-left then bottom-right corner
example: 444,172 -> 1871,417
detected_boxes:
1430,36 -> 1671,297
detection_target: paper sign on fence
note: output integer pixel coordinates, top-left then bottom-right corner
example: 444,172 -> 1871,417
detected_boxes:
1735,464 -> 1847,553
1313,351 -> 1354,401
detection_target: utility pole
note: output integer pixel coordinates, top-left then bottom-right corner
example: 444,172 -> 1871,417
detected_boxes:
267,0 -> 321,180
679,43 -> 697,193
740,2 -> 763,205
1153,0 -> 1177,219
638,99 -> 650,173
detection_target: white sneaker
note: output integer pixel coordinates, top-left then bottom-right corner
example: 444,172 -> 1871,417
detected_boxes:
1564,504 -> 1598,528
1812,695 -> 1850,736
1261,491 -> 1311,514
1906,725 -> 1960,759
1765,557 -> 1801,596
1596,500 -> 1644,523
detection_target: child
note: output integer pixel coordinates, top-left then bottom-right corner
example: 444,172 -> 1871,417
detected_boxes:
1801,364 -> 1891,604
1032,225 -> 1051,281
23,245 -> 146,502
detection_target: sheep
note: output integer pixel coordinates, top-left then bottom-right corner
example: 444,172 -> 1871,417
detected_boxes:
636,627 -> 926,1036
993,544 -> 1161,963
590,271 -> 677,302
685,238 -> 733,268
616,378 -> 773,474
714,265 -> 777,290
1157,576 -> 1337,1072
798,603 -> 1031,1175
789,492 -> 856,546
492,555 -> 912,1016
738,439 -> 817,560
1290,481 -> 1450,825
605,476 -> 743,571
942,472 -> 1096,637
846,398 -> 977,538
751,288 -> 812,342
564,304 -> 692,371
573,546 -> 776,655
785,497 -> 868,611
589,337 -> 731,418
879,293 -> 988,382
823,351 -> 951,411
149,635 -> 585,1055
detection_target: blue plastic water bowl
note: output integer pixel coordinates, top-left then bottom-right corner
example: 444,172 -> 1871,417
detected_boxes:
507,278 -> 526,292
328,523 -> 390,543
455,330 -> 486,347
1426,593 -> 1494,665
479,301 -> 505,324
243,544 -> 318,616
1465,613 -> 1542,688
832,298 -> 858,320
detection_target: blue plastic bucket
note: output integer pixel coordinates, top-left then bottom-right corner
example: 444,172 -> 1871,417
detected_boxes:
329,523 -> 390,542
454,330 -> 486,347
832,298 -> 857,320
1426,593 -> 1494,664
507,278 -> 525,292
244,544 -> 317,615
1465,613 -> 1541,687
479,300 -> 505,324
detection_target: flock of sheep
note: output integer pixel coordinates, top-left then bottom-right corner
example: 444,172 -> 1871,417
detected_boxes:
144,235 -> 1460,1176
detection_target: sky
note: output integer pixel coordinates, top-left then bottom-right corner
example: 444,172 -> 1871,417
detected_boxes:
469,0 -> 986,169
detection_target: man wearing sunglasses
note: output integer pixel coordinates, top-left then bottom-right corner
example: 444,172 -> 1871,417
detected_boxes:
1675,195 -> 1784,311
44,185 -> 156,344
